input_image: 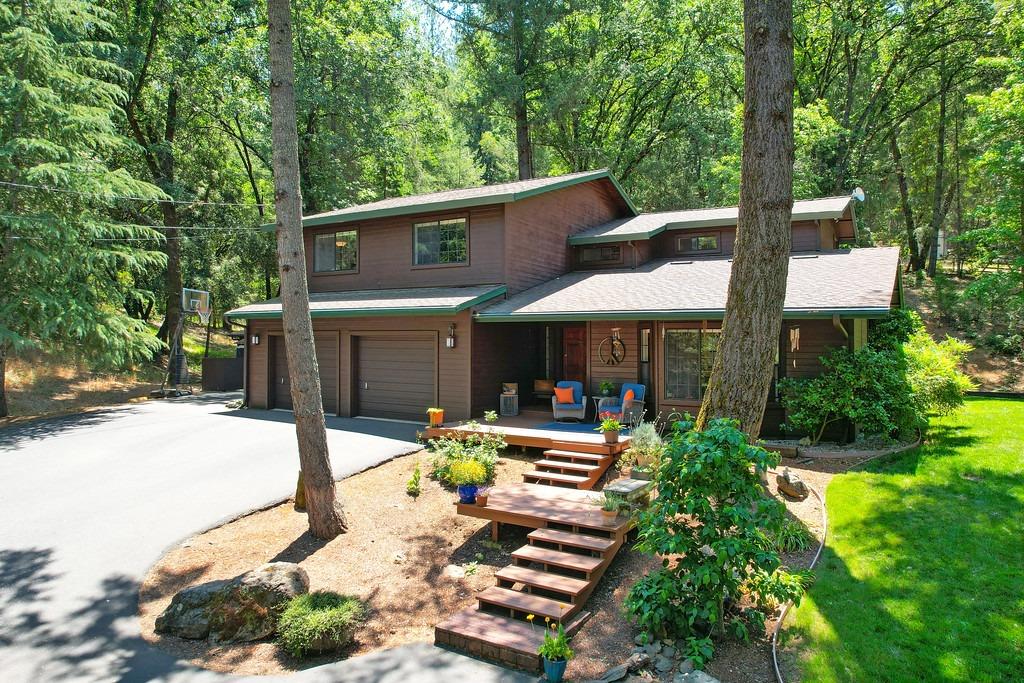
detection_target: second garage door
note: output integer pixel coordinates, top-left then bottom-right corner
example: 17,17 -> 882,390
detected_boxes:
356,336 -> 436,421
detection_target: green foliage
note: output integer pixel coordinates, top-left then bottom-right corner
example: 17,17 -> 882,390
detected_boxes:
427,431 -> 504,485
904,331 -> 975,415
599,492 -> 627,513
447,459 -> 487,486
483,409 -> 498,423
277,592 -> 364,659
772,518 -> 815,553
599,380 -> 615,395
595,416 -> 623,433
618,421 -> 665,472
625,418 -> 804,666
405,463 -> 421,498
537,622 -> 574,662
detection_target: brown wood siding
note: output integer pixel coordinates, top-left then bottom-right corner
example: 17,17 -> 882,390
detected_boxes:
304,205 -> 505,292
792,220 -> 821,251
314,332 -> 339,413
505,179 -> 630,293
245,311 -> 472,420
470,322 -> 541,416
588,321 -> 640,397
781,319 -> 849,379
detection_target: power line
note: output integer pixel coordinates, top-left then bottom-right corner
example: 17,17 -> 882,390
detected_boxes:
0,180 -> 269,209
0,213 -> 265,231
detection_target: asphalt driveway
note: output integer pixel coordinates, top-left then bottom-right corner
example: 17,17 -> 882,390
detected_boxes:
0,394 -> 469,682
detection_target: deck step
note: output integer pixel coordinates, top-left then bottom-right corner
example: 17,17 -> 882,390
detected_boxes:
523,470 -> 590,486
476,586 -> 576,621
528,528 -> 616,553
512,544 -> 605,574
495,565 -> 590,597
543,449 -> 608,463
551,440 -> 618,455
533,459 -> 601,473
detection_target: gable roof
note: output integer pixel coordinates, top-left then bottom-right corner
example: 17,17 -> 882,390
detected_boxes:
568,196 -> 855,245
475,247 -> 899,321
224,284 -> 506,320
273,169 -> 638,230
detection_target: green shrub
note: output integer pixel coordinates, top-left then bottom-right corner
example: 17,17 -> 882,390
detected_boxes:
772,518 -> 814,552
904,330 -> 975,414
427,431 -> 503,485
448,459 -> 487,486
624,418 -> 805,668
277,592 -> 364,658
537,622 -> 574,661
406,463 -> 421,498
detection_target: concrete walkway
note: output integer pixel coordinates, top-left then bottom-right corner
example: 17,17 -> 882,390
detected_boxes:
0,394 -> 533,682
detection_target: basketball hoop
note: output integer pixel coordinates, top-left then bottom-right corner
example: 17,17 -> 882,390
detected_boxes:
182,288 -> 212,324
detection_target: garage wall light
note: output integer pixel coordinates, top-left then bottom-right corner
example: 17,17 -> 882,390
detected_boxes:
446,323 -> 456,349
251,334 -> 260,345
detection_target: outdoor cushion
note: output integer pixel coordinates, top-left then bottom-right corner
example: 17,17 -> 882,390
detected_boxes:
554,386 -> 576,404
559,402 -> 584,410
623,389 -> 635,404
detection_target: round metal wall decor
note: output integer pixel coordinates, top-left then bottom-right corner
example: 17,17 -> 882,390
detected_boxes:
598,336 -> 627,365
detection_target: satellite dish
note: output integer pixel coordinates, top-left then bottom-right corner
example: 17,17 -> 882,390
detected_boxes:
852,187 -> 865,202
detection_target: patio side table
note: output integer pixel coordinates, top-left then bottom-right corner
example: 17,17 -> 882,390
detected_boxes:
591,396 -> 604,422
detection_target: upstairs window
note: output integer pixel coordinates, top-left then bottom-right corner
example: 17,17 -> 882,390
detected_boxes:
663,328 -> 719,401
313,229 -> 358,272
676,233 -> 720,254
414,218 -> 468,266
578,245 -> 622,266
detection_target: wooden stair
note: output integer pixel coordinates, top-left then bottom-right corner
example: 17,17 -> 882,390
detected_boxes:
435,517 -> 629,672
521,447 -> 618,490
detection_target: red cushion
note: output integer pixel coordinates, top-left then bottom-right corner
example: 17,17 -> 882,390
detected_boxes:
553,386 -> 575,404
623,389 -> 635,404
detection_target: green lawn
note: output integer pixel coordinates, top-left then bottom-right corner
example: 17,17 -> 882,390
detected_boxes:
784,398 -> 1024,682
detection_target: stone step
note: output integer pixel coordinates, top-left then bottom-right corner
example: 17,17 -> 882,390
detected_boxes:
534,459 -> 601,473
545,447 -> 610,460
476,586 -> 575,621
522,470 -> 590,487
512,544 -> 605,574
528,528 -> 616,553
495,564 -> 590,598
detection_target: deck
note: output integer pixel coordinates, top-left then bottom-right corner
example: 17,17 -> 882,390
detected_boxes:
423,414 -> 631,456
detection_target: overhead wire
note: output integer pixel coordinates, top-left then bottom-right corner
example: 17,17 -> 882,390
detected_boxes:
0,179 -> 269,208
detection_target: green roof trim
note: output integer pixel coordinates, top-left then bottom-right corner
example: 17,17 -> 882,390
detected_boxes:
225,285 -> 506,320
261,169 -> 637,231
474,307 -> 893,323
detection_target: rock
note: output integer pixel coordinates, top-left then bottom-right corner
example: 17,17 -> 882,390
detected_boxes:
677,658 -> 695,674
443,564 -> 466,579
662,645 -> 676,659
155,579 -> 229,639
674,671 -> 719,683
596,663 -> 630,682
633,633 -> 646,646
207,562 -> 309,643
643,642 -> 661,657
776,468 -> 809,500
626,652 -> 650,672
654,654 -> 674,672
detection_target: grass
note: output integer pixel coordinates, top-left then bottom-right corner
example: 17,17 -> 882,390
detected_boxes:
277,592 -> 365,658
784,398 -> 1024,681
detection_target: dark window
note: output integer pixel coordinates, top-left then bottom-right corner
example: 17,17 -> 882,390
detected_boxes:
579,245 -> 622,265
676,233 -> 720,254
639,328 -> 650,363
313,229 -> 358,272
663,328 -> 719,401
414,218 -> 467,265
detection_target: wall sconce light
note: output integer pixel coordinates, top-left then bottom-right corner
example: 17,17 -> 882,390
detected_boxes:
251,334 -> 260,346
446,323 -> 456,349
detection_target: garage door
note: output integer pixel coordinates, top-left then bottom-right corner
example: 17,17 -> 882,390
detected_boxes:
270,334 -> 338,413
356,336 -> 436,421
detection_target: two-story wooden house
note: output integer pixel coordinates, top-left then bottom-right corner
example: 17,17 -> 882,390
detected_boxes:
226,169 -> 901,434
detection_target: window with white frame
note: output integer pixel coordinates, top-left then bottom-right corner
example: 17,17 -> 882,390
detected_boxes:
414,218 -> 468,266
313,229 -> 358,272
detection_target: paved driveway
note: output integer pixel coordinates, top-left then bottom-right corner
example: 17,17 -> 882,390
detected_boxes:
0,394 -> 479,682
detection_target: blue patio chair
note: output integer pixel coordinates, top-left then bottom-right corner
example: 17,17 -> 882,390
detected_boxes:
551,380 -> 587,422
597,383 -> 646,427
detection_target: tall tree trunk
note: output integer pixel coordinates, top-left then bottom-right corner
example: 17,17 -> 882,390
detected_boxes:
696,0 -> 794,439
267,0 -> 347,539
926,76 -> 948,278
0,342 -> 9,418
889,133 -> 921,271
514,93 -> 534,180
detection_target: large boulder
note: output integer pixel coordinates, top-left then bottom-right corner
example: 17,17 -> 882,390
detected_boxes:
776,468 -> 809,500
208,562 -> 310,643
155,562 -> 309,644
155,579 -> 229,639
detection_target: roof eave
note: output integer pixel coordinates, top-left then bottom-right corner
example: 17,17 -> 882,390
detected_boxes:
474,306 -> 893,322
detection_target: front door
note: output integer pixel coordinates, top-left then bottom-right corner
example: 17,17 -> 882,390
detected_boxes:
562,326 -> 587,384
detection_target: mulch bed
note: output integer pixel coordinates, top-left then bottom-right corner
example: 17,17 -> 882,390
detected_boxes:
139,451 -> 834,681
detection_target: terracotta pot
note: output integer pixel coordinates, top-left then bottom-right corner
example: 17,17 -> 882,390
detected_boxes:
476,491 -> 489,507
427,409 -> 444,427
603,430 -> 620,444
600,508 -> 618,524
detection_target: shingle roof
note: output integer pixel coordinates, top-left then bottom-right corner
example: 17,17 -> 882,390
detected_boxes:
568,196 -> 855,245
283,169 -> 637,229
225,284 -> 506,319
475,247 -> 899,321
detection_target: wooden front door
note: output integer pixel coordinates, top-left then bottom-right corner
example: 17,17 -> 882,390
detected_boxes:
561,326 -> 587,384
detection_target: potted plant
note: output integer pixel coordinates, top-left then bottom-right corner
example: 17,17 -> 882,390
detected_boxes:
426,407 -> 445,427
595,413 -> 623,443
537,621 -> 574,682
476,487 -> 489,507
599,380 -> 615,397
599,492 -> 625,524
449,459 -> 487,504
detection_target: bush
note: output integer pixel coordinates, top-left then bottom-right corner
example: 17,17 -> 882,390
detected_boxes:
277,592 -> 364,658
618,421 -> 664,473
904,330 -> 975,414
624,418 -> 805,668
772,518 -> 814,553
448,459 -> 487,486
427,431 -> 504,485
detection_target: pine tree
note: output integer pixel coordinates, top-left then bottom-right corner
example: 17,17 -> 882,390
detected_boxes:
0,0 -> 166,417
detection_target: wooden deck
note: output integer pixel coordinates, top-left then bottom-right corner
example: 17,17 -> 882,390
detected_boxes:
423,420 -> 630,456
456,482 -> 631,537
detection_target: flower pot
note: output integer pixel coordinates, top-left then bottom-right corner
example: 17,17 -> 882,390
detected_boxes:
427,410 -> 444,427
456,484 -> 478,504
476,490 -> 489,507
603,430 -> 620,444
600,508 -> 618,525
542,656 -> 568,682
